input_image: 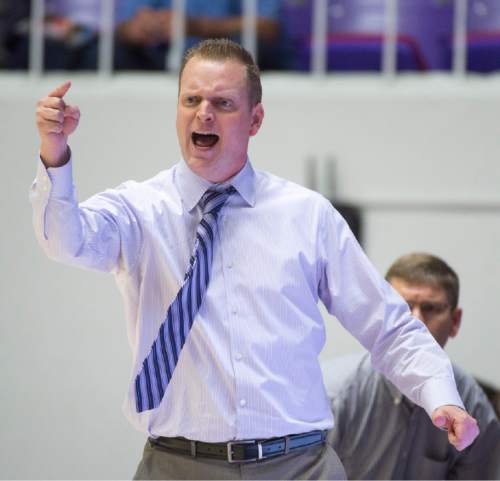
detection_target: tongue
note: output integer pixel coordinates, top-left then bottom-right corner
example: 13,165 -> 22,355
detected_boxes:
194,134 -> 218,147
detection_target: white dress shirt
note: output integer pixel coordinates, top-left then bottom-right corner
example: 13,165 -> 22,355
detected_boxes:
30,157 -> 464,442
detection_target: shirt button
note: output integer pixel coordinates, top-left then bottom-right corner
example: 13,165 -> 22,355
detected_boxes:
235,353 -> 242,361
227,262 -> 233,269
232,307 -> 237,315
240,399 -> 247,407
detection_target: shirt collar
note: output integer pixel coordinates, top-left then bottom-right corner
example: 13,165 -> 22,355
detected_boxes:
176,158 -> 256,211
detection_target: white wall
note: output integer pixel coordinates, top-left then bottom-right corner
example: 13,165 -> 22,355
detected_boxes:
1,72 -> 499,479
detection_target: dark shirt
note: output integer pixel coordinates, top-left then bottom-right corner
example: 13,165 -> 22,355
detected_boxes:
324,353 -> 500,480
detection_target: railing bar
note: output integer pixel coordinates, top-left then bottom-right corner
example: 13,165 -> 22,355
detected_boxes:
29,0 -> 45,77
242,0 -> 258,63
98,0 -> 115,76
312,0 -> 328,76
168,0 -> 186,72
453,0 -> 468,76
382,0 -> 398,78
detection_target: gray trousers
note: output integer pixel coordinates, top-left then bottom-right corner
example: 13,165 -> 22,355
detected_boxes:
133,437 -> 347,480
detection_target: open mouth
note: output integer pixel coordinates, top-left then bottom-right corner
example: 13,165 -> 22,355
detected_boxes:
192,132 -> 219,148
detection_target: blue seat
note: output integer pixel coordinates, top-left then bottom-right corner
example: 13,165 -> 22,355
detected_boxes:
466,0 -> 500,72
398,0 -> 453,70
281,0 -> 455,71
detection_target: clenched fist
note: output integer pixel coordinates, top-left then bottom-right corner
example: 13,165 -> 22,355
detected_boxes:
432,404 -> 480,451
36,81 -> 80,168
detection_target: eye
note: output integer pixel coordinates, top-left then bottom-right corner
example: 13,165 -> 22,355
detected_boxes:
216,98 -> 233,110
420,303 -> 435,315
421,303 -> 442,315
412,302 -> 449,318
183,96 -> 199,106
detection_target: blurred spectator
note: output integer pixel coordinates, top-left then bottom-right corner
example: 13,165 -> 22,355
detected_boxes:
3,0 -> 113,70
115,0 -> 287,70
0,0 -> 8,67
323,253 -> 500,480
1,0 -> 30,69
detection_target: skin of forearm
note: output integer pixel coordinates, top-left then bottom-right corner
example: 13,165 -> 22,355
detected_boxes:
187,16 -> 278,41
116,7 -> 171,45
116,20 -> 139,43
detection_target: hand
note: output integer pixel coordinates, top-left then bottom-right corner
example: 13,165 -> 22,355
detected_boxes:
44,17 -> 76,40
432,405 -> 480,451
134,7 -> 166,45
155,9 -> 172,42
36,81 -> 80,167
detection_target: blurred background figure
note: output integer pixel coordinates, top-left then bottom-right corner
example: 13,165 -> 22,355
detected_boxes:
0,0 -> 30,69
3,0 -> 112,70
0,0 -> 9,67
3,0 -> 500,74
115,0 -> 288,70
322,252 -> 500,480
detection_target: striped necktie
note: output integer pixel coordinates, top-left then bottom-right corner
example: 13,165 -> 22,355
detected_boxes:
135,187 -> 235,412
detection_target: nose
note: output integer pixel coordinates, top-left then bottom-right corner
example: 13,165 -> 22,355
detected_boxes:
196,100 -> 214,123
410,304 -> 423,321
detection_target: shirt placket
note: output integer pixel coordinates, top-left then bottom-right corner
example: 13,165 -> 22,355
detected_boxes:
217,204 -> 249,439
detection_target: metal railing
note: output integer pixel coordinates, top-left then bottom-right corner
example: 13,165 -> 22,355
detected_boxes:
27,0 -> 471,77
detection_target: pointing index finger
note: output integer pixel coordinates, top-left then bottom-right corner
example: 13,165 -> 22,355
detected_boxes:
48,80 -> 72,99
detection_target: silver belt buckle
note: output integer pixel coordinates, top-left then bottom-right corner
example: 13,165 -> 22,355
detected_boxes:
227,440 -> 263,463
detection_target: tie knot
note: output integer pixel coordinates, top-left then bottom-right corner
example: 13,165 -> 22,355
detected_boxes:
199,186 -> 236,216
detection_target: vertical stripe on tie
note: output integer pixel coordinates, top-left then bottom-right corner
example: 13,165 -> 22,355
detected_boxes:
152,342 -> 163,397
178,295 -> 185,346
144,357 -> 154,410
159,323 -> 172,381
167,310 -> 178,365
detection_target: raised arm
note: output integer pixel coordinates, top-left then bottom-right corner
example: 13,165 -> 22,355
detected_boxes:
31,82 -> 142,274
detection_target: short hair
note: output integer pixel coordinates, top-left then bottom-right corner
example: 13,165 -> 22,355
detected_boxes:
179,38 -> 262,107
385,253 -> 459,309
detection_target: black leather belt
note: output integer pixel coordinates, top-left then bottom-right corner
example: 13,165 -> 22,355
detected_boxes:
150,430 -> 327,463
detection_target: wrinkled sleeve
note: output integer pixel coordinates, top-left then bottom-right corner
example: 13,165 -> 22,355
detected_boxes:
316,199 -> 464,417
30,158 -> 143,274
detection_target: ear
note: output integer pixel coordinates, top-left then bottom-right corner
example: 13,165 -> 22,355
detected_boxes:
249,103 -> 264,137
449,307 -> 462,338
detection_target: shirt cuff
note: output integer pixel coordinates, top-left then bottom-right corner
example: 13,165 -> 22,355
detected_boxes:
43,156 -> 74,199
418,376 -> 465,418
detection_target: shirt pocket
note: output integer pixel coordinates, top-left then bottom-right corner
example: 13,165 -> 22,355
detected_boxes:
418,455 -> 450,480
